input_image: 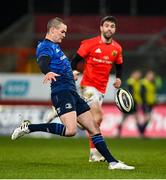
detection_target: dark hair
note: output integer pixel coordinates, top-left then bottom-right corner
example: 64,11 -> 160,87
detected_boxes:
100,16 -> 117,26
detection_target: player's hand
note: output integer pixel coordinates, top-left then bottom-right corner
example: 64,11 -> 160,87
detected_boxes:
43,72 -> 60,84
113,78 -> 121,88
73,70 -> 80,81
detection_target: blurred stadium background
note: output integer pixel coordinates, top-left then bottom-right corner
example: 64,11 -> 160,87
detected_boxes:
0,0 -> 166,138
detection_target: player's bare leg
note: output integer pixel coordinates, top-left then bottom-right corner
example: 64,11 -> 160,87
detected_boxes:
80,86 -> 105,162
11,111 -> 78,140
88,102 -> 105,162
59,111 -> 77,136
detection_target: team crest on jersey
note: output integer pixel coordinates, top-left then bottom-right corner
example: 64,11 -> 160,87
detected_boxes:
112,50 -> 118,57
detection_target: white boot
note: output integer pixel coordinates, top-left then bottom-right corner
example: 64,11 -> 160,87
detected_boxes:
108,161 -> 135,170
11,120 -> 31,140
89,148 -> 105,162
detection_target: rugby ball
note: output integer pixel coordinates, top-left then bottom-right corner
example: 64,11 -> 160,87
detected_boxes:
115,88 -> 134,113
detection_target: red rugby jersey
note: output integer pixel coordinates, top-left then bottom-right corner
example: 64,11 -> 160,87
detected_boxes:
77,36 -> 123,93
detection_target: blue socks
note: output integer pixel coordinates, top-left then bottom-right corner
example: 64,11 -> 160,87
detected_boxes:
91,133 -> 118,163
28,124 -> 117,163
28,123 -> 66,136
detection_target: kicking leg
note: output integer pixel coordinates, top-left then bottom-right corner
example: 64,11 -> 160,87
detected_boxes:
11,111 -> 78,140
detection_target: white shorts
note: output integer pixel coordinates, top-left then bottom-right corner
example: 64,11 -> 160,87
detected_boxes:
80,86 -> 104,105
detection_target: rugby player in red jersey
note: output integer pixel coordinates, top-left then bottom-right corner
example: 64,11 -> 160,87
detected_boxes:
72,16 -> 123,162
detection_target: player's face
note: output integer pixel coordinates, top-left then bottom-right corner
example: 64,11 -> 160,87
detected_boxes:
146,71 -> 155,81
100,21 -> 116,40
133,71 -> 142,80
51,23 -> 67,43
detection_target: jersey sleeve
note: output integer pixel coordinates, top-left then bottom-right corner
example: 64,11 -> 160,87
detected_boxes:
115,46 -> 123,64
37,45 -> 54,61
77,40 -> 91,58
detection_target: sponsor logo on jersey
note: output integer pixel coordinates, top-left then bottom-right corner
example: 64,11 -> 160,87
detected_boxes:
112,50 -> 118,57
93,58 -> 113,64
103,56 -> 109,60
95,48 -> 102,53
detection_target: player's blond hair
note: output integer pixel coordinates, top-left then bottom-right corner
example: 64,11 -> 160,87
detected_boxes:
47,17 -> 65,32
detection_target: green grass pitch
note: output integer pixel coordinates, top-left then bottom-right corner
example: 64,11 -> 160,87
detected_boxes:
0,136 -> 166,179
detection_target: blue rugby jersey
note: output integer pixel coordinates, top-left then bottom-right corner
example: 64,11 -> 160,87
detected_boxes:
36,39 -> 77,94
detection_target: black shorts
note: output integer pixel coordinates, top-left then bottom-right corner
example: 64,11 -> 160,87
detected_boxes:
51,90 -> 90,117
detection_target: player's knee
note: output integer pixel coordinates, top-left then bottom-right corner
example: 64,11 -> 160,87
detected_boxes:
95,111 -> 103,125
66,128 -> 77,137
96,116 -> 102,125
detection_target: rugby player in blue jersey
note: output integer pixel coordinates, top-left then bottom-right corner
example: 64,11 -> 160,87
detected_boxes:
11,17 -> 134,170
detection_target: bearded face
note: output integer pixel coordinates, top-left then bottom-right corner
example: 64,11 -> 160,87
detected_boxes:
100,21 -> 116,41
